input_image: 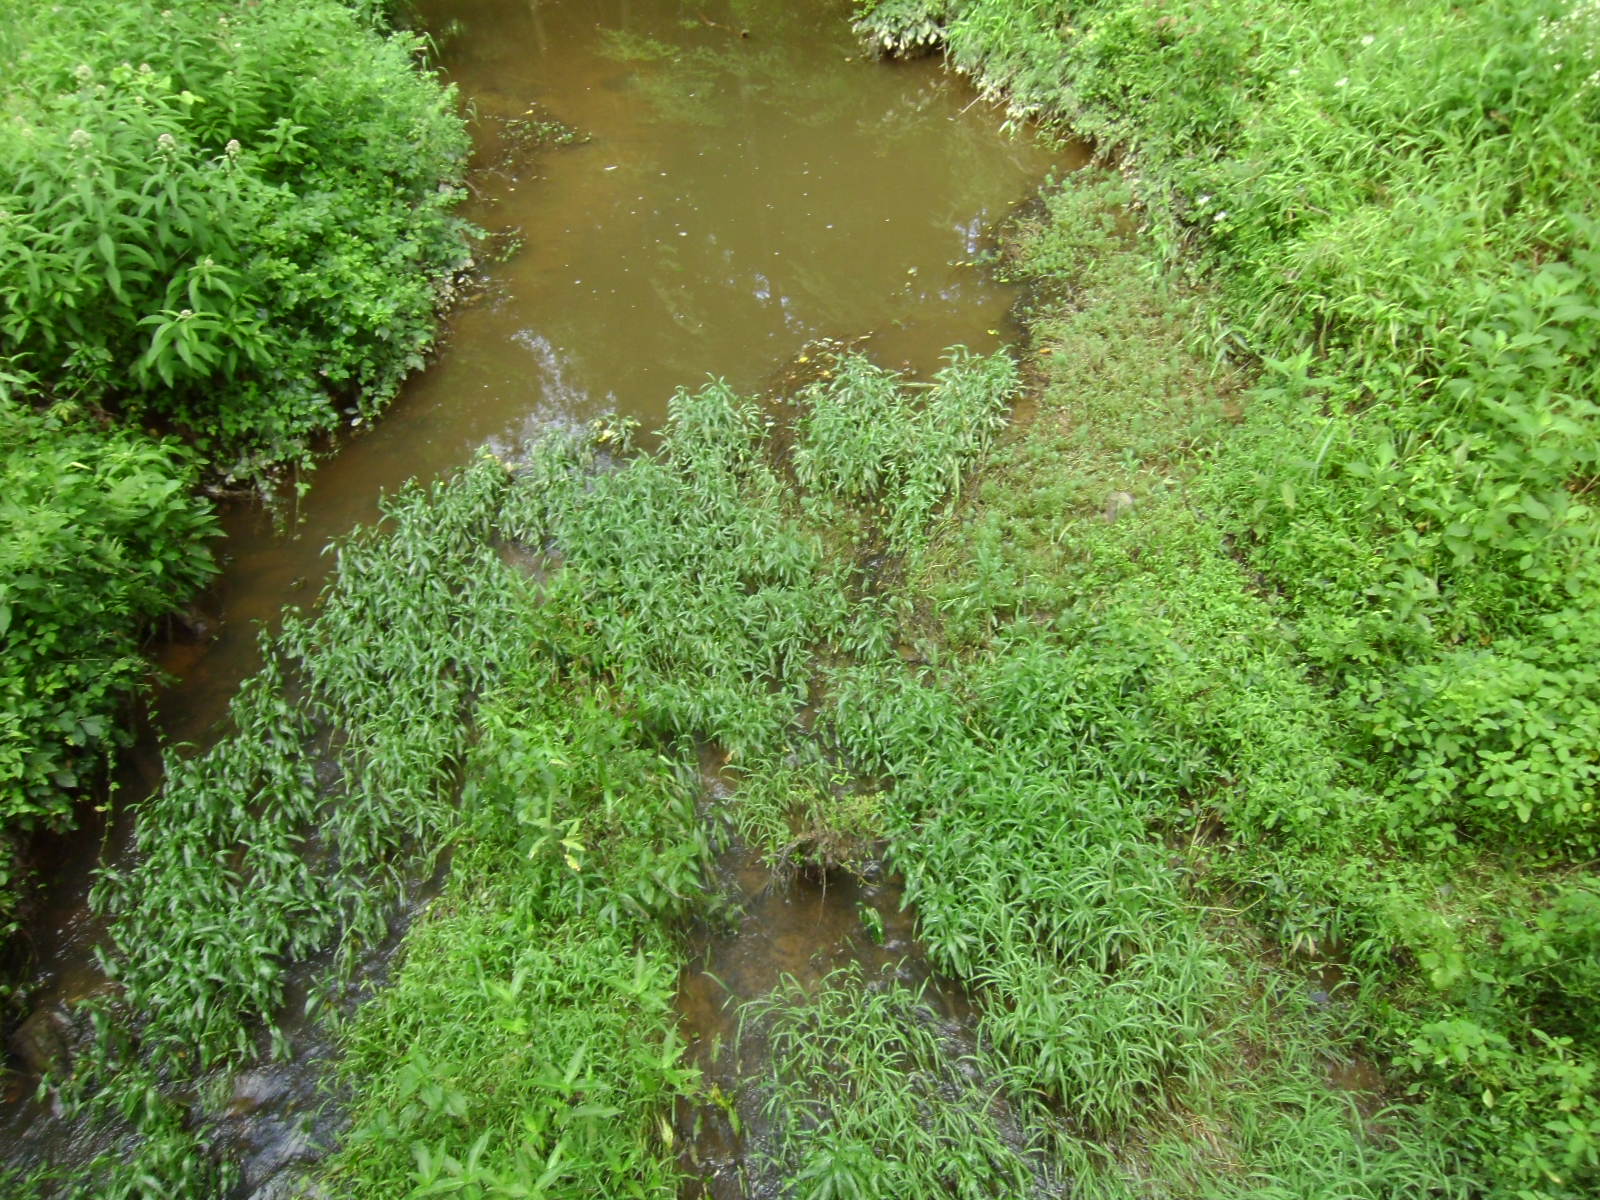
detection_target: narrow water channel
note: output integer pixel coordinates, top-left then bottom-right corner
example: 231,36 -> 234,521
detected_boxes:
165,0 -> 1074,742
676,755 -> 989,1198
5,0 -> 1074,1186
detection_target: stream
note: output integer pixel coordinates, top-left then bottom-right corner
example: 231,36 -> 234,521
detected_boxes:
3,0 -> 1074,1188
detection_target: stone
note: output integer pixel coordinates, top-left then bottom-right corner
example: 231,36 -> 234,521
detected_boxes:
227,1067 -> 291,1117
8,1007 -> 73,1077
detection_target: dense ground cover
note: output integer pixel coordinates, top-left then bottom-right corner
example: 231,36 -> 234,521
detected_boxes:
5,334 -> 1477,1195
10,2 -> 1599,1196
0,0 -> 469,954
856,1 -> 1600,1194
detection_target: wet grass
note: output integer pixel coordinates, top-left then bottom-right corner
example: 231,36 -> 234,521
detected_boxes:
25,456 -> 529,1194
15,352 -> 1016,1195
15,162 -> 1513,1195
323,353 -> 1021,1197
23,8 -> 1593,1182
324,679 -> 710,1196
741,964 -> 1058,1198
91,458 -> 527,1072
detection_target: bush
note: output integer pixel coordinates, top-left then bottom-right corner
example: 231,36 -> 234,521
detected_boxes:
0,0 -> 471,474
0,405 -> 216,833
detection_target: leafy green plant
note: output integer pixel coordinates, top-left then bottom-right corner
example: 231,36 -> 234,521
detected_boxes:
0,0 -> 470,473
852,0 -> 953,57
793,349 -> 1017,553
326,683 -> 712,1198
740,965 -> 1054,1199
0,403 -> 216,834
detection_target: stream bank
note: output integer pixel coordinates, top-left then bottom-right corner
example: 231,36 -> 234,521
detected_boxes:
3,1 -> 1511,1196
2,1 -> 1073,1193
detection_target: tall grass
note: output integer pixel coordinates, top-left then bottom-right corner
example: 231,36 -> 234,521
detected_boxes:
741,965 -> 1057,1199
851,2 -> 1600,1190
325,679 -> 711,1197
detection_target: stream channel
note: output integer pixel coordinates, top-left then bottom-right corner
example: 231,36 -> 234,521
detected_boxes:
4,0 -> 1077,1190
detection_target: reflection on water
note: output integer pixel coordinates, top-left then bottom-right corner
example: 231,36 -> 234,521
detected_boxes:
164,0 -> 1074,740
5,0 -> 1077,1186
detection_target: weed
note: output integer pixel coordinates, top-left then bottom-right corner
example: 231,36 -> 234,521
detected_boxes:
740,964 -> 1057,1198
0,0 -> 470,471
851,1 -> 1600,1191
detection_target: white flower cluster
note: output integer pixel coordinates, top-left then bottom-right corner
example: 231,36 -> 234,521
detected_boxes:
1539,0 -> 1600,41
1538,0 -> 1600,92
1193,194 -> 1229,223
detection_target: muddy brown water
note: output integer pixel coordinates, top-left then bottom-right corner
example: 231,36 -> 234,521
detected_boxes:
4,0 -> 1079,1188
675,758 -> 990,1198
160,0 -> 1079,741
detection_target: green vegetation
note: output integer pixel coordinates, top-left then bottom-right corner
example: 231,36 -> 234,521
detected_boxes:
20,356 -> 1006,1194
47,319 -> 1467,1197
13,2 -> 1600,1197
742,966 -> 1054,1196
0,0 -> 469,958
0,0 -> 469,466
0,405 -> 216,930
91,458 -> 527,1074
24,457 -> 517,1196
326,683 -> 710,1196
851,0 -> 1600,1194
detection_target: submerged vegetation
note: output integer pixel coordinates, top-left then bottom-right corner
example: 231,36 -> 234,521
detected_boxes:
7,1 -> 1600,1197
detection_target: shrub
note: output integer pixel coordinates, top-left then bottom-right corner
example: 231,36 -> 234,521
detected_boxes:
0,0 -> 471,474
0,404 -> 216,833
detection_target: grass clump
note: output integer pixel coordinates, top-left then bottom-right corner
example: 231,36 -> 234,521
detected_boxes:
90,456 -> 525,1074
793,350 -> 1018,554
325,681 -> 712,1197
742,965 -> 1056,1199
848,1 -> 1600,1188
322,355 -> 1026,1195
15,455 -> 525,1194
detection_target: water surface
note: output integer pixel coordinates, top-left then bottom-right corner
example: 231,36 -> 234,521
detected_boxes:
5,0 -> 1075,1187
175,0 -> 1074,738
